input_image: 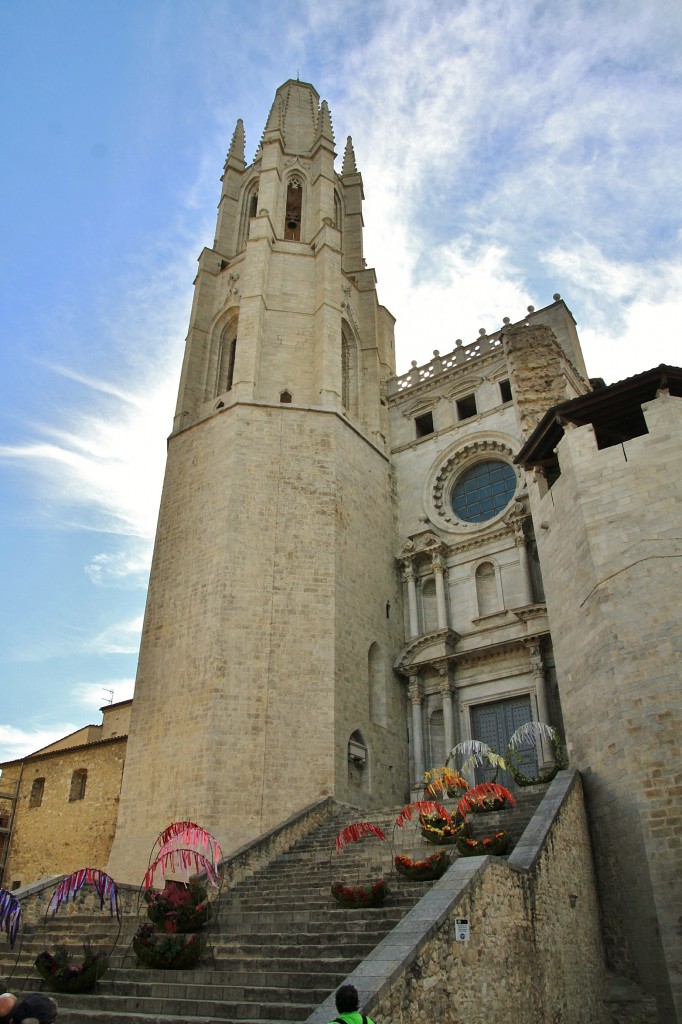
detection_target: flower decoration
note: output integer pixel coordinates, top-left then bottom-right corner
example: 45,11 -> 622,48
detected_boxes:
446,739 -> 509,778
457,782 -> 516,817
394,851 -> 451,881
143,823 -> 222,890
144,880 -> 211,934
505,722 -> 569,786
457,831 -> 509,857
132,922 -> 206,969
35,942 -> 108,993
330,880 -> 387,908
423,767 -> 468,799
49,868 -> 120,921
419,810 -> 469,845
334,821 -> 387,854
394,800 -> 449,829
0,889 -> 21,949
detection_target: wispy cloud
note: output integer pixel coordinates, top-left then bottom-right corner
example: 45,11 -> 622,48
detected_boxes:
0,723 -> 80,762
0,677 -> 135,759
71,677 -> 136,710
87,616 -> 144,656
321,1 -> 682,376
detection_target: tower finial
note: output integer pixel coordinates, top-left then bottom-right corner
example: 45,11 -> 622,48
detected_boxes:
342,136 -> 358,176
316,100 -> 335,144
228,119 -> 245,162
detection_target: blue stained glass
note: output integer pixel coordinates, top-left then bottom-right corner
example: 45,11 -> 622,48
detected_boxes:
451,460 -> 517,523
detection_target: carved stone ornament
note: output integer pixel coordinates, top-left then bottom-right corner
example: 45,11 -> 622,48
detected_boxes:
226,272 -> 241,301
431,440 -> 515,529
284,157 -> 311,170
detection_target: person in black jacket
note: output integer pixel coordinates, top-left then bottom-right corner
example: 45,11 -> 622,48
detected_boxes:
329,984 -> 375,1024
0,992 -> 57,1023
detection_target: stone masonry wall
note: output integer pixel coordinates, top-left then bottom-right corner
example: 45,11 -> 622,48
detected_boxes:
503,322 -> 588,439
527,392 -> 682,1022
2,738 -> 126,888
308,772 -> 610,1024
108,402 -> 408,884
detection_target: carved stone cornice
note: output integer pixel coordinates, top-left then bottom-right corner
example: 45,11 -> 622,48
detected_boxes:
395,628 -> 461,675
511,603 -> 548,624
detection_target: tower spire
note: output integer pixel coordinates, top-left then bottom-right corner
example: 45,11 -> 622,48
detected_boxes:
342,135 -> 358,176
316,100 -> 335,145
224,118 -> 246,171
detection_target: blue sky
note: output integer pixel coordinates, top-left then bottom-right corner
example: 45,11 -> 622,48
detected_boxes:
1,0 -> 681,759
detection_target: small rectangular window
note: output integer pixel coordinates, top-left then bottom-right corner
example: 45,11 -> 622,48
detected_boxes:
29,778 -> 45,808
456,394 -> 477,420
415,412 -> 434,438
499,379 -> 512,403
69,769 -> 87,802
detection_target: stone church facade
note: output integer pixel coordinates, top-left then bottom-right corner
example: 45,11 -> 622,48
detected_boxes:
107,79 -> 594,884
2,79 -> 678,1019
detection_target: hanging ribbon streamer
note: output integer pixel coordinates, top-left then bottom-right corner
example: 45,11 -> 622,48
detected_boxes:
0,888 -> 21,949
394,800 -> 449,829
49,868 -> 120,920
144,822 -> 223,890
143,850 -> 219,890
334,822 -> 387,855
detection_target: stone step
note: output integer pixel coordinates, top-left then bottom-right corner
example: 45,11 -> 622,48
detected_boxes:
3,793 -> 547,1024
51,992 -> 318,1022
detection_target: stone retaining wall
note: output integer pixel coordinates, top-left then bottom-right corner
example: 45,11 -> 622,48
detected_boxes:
308,771 -> 613,1024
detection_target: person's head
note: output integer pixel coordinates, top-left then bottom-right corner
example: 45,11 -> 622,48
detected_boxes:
0,993 -> 17,1019
8,993 -> 57,1023
335,984 -> 360,1014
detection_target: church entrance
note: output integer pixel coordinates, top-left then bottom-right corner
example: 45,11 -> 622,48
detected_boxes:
470,695 -> 537,788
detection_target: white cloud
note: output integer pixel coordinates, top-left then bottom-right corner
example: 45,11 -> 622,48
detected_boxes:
87,616 -> 144,656
85,547 -> 151,588
0,724 -> 79,762
71,678 -> 136,710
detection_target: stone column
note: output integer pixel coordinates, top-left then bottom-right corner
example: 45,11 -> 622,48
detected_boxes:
439,667 -> 455,759
408,676 -> 425,785
513,521 -> 534,605
528,642 -> 553,769
403,565 -> 420,638
432,554 -> 449,630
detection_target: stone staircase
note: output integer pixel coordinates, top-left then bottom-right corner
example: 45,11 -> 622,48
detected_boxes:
0,792 -> 544,1024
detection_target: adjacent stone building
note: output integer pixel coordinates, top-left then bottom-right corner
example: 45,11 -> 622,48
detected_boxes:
0,701 -> 130,888
517,367 -> 682,1022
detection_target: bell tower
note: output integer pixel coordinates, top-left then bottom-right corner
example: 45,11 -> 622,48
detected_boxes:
108,81 -> 408,883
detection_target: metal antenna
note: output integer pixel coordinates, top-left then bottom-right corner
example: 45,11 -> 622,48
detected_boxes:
102,688 -> 114,704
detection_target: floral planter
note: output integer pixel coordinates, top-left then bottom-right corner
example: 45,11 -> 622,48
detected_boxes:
144,883 -> 212,934
394,851 -> 451,881
133,926 -> 207,969
457,831 -> 509,857
330,879 -> 387,909
146,901 -> 211,933
468,797 -> 508,813
420,814 -> 469,845
510,763 -> 561,787
35,951 -> 108,992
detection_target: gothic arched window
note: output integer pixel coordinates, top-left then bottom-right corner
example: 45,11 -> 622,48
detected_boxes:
215,323 -> 238,397
284,177 -> 303,240
240,180 -> 259,249
341,322 -> 358,417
